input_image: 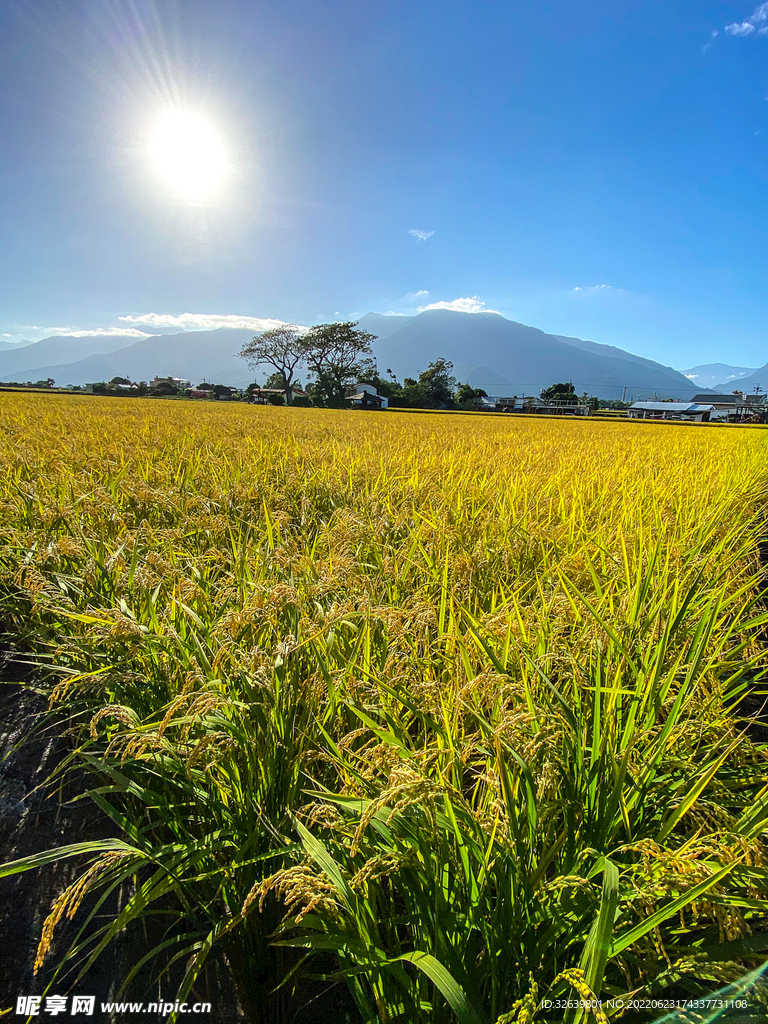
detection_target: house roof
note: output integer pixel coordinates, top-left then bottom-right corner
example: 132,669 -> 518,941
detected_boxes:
692,393 -> 742,405
630,402 -> 715,412
251,387 -> 308,396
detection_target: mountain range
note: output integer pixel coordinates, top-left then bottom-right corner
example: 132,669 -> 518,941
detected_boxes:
0,333 -> 146,379
0,311 -> 724,400
0,329 -> 258,390
680,363 -> 757,390
356,311 -> 702,399
716,363 -> 768,396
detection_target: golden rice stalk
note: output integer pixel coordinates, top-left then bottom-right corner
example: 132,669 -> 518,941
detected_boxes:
34,853 -> 130,973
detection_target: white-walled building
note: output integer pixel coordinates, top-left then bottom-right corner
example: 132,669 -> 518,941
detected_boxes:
628,402 -> 715,421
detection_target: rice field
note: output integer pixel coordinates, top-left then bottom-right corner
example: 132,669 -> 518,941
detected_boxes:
3,394 -> 768,1023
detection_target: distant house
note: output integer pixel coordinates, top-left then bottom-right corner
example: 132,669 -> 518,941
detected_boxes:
691,393 -> 752,421
150,376 -> 191,390
491,395 -> 589,415
346,383 -> 388,409
628,401 -> 715,422
248,387 -> 309,405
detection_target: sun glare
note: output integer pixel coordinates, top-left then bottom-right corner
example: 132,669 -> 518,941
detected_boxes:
151,110 -> 226,199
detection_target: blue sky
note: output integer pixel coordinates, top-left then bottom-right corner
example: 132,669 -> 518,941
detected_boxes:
2,0 -> 768,368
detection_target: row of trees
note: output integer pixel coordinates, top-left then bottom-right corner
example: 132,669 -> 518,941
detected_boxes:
240,322 -> 377,407
86,378 -> 241,399
354,358 -> 488,410
0,377 -> 56,389
240,322 -> 488,410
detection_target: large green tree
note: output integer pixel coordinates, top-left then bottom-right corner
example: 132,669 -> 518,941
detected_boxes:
239,326 -> 304,406
455,382 -> 488,410
303,321 -> 375,407
371,359 -> 459,409
540,381 -> 576,402
414,358 -> 457,408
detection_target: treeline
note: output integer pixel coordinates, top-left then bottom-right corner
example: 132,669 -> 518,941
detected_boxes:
241,321 -> 487,410
0,377 -> 56,390
77,379 -> 243,399
355,357 -> 488,410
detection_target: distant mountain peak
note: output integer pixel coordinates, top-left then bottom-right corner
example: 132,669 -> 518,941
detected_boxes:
359,310 -> 703,401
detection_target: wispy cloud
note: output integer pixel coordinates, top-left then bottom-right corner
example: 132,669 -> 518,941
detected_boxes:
407,229 -> 435,242
7,325 -> 153,341
46,326 -> 153,338
118,312 -> 293,332
410,290 -> 429,297
725,3 -> 768,36
418,296 -> 498,314
1,314 -> 300,346
573,284 -> 617,293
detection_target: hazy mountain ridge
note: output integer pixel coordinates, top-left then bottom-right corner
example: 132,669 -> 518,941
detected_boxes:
681,363 -> 757,391
12,312 -> 711,400
555,334 -> 684,375
715,363 -> 768,395
0,334 -> 148,378
9,328 -> 259,389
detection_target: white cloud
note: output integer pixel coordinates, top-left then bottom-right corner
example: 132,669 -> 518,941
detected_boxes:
407,229 -> 435,242
6,324 -> 153,342
118,312 -> 295,332
418,296 -> 498,314
411,289 -> 429,297
45,326 -> 153,338
573,284 -> 616,292
724,5 -> 768,35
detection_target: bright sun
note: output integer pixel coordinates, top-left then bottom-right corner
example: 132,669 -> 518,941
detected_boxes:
151,110 -> 226,199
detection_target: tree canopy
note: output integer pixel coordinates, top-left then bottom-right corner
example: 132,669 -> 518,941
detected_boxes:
303,321 -> 375,407
455,382 -> 488,410
540,381 -> 577,402
239,325 -> 304,405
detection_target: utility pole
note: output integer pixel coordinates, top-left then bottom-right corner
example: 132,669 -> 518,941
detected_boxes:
621,386 -> 626,404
